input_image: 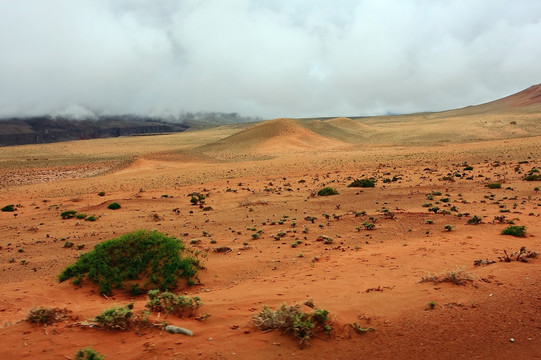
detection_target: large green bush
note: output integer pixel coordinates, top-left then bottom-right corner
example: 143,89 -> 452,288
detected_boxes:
58,230 -> 200,295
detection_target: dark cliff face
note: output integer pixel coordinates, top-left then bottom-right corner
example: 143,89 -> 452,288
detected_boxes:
0,116 -> 190,146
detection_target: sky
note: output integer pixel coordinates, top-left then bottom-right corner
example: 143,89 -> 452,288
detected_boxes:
1,0 -> 541,120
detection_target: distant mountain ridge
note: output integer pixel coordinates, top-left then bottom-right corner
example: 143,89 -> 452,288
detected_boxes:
0,112 -> 260,146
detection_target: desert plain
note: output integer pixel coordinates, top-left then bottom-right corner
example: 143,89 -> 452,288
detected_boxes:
1,86 -> 541,359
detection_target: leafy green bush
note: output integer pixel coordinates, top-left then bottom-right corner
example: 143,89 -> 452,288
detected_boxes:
58,230 -> 200,295
75,347 -> 105,360
1,204 -> 15,212
85,215 -> 97,222
76,213 -> 87,219
317,187 -> 338,196
107,202 -> 121,210
362,221 -> 375,230
145,289 -> 202,317
347,178 -> 375,188
253,303 -> 332,347
501,225 -> 526,237
61,210 -> 77,219
93,303 -> 133,330
189,192 -> 206,205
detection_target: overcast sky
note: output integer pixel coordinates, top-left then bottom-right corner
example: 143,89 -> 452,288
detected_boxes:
1,0 -> 540,119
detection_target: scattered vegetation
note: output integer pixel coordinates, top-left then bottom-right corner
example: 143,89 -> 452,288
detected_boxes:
26,307 -> 69,324
58,230 -> 201,295
467,215 -> 482,225
253,303 -> 332,347
501,225 -> 526,237
317,187 -> 339,196
75,347 -> 105,360
189,192 -> 206,205
421,267 -> 474,285
93,303 -> 133,330
486,183 -> 502,189
498,247 -> 538,263
348,178 -> 375,188
61,210 -> 77,219
349,323 -> 374,334
145,289 -> 202,317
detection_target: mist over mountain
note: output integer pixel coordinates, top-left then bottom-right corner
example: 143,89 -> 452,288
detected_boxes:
0,110 -> 261,146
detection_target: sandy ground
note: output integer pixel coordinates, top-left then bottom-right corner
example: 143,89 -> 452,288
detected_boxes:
0,126 -> 540,359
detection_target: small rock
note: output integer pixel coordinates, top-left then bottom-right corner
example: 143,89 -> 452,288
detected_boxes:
510,338 -> 515,343
164,325 -> 193,336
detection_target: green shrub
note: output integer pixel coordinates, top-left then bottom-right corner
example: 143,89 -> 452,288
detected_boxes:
107,202 -> 121,210
348,178 -> 375,188
524,174 -> 541,181
85,215 -> 97,222
362,221 -> 375,230
486,183 -> 502,189
145,289 -> 202,317
75,347 -> 105,360
467,215 -> 482,225
253,303 -> 332,347
61,210 -> 77,219
93,304 -> 133,330
58,230 -> 200,295
501,225 -> 526,237
76,213 -> 87,219
317,187 -> 338,196
1,204 -> 15,212
189,192 -> 206,205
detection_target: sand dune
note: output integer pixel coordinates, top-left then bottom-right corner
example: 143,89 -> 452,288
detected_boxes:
198,118 -> 346,156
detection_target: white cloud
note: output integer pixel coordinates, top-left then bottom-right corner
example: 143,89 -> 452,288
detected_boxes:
0,0 -> 540,119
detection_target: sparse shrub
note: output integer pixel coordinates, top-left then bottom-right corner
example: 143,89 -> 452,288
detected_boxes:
63,241 -> 74,248
464,166 -> 473,171
444,224 -> 454,232
362,221 -> 375,230
76,213 -> 87,219
317,187 -> 339,196
75,347 -> 105,360
252,303 -> 332,347
146,289 -> 202,317
61,210 -> 77,219
107,202 -> 121,210
97,192 -> 106,197
58,230 -> 200,295
189,192 -> 206,205
427,301 -> 436,309
498,247 -> 538,263
421,267 -> 474,285
1,204 -> 15,212
467,215 -> 482,225
26,307 -> 69,324
428,206 -> 439,214
349,323 -> 374,334
93,303 -> 133,330
501,225 -> 526,237
486,183 -> 501,189
348,178 -> 375,188
85,215 -> 97,222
